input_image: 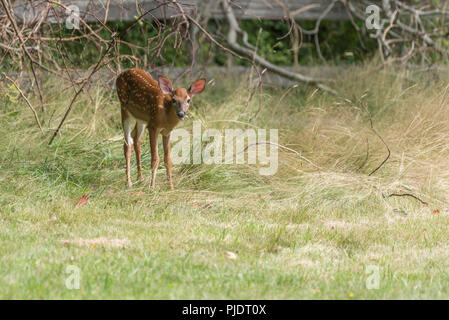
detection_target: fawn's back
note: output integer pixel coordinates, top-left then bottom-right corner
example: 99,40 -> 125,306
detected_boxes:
116,68 -> 165,124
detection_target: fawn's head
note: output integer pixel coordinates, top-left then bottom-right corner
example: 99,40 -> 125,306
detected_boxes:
158,76 -> 206,120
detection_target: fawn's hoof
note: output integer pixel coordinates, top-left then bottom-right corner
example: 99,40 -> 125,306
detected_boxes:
126,181 -> 132,188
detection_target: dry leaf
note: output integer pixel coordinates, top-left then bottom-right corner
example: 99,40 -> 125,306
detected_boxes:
432,209 -> 440,215
203,203 -> 212,209
224,250 -> 237,260
75,194 -> 89,207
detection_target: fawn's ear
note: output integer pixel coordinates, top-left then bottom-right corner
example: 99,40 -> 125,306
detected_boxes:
189,79 -> 206,95
158,76 -> 173,94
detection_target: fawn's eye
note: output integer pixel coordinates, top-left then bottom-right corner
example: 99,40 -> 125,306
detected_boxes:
187,98 -> 191,104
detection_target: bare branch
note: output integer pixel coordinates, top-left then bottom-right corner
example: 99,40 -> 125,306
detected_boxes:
221,0 -> 337,95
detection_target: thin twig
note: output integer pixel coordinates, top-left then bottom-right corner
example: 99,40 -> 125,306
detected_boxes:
385,193 -> 429,206
361,101 -> 391,176
3,73 -> 44,134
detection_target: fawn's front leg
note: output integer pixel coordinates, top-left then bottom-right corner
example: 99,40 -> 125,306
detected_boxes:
122,109 -> 133,187
132,122 -> 147,182
149,128 -> 160,189
163,133 -> 174,190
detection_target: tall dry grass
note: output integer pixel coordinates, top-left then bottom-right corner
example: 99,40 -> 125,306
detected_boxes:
2,64 -> 449,206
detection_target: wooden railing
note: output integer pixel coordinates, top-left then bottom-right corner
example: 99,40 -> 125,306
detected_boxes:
10,0 -> 351,23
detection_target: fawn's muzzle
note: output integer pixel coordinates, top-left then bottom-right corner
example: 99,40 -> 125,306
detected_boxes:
176,110 -> 185,120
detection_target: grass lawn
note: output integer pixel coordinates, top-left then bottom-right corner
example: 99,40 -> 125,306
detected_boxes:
1,64 -> 449,299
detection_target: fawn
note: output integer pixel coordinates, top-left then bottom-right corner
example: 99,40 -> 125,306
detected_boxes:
116,68 -> 206,189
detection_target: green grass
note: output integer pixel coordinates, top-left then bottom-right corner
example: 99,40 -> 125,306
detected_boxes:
2,64 -> 449,299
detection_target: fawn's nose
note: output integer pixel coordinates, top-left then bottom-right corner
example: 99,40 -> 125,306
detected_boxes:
176,110 -> 185,120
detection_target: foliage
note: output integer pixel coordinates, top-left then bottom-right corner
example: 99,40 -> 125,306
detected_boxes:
1,19 -> 380,71
59,19 -> 379,68
239,19 -> 378,66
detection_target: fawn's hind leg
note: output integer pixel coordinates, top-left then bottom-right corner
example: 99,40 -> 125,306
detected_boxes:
132,121 -> 147,182
122,108 -> 134,187
149,127 -> 160,189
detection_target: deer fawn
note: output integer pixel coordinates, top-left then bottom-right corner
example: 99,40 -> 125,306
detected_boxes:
116,68 -> 206,190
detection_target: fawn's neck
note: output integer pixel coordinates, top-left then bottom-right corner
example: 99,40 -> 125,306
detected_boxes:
162,94 -> 180,129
